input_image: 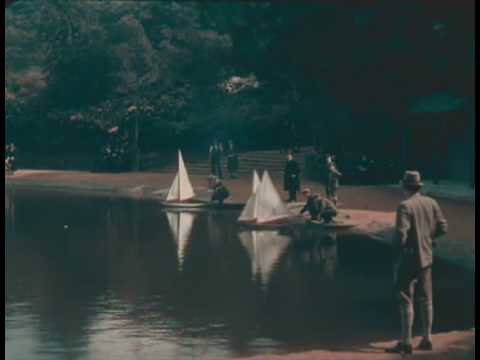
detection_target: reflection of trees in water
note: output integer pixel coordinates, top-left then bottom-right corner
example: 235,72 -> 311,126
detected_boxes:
204,210 -> 272,352
206,210 -> 240,274
5,194 -> 289,356
104,199 -> 179,302
314,230 -> 338,280
5,190 -> 16,238
5,196 -> 345,357
297,227 -> 338,279
5,191 -> 113,358
7,194 -> 474,357
253,229 -> 340,341
6,193 -> 185,356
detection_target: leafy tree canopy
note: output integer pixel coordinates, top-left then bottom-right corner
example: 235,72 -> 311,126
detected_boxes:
5,0 -> 474,154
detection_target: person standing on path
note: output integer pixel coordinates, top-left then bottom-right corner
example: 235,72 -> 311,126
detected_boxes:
225,140 -> 239,179
326,155 -> 342,205
284,153 -> 301,202
385,171 -> 448,355
209,139 -> 223,179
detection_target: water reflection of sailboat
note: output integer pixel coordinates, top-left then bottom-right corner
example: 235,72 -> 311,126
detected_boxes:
166,211 -> 196,270
297,229 -> 338,279
239,230 -> 291,286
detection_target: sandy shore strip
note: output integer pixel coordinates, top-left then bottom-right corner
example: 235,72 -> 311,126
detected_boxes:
219,330 -> 475,360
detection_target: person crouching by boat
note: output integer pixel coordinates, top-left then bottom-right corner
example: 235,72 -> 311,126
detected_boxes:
284,152 -> 301,202
211,178 -> 230,205
300,188 -> 337,223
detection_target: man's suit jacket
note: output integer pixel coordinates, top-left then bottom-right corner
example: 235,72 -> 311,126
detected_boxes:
394,192 -> 448,272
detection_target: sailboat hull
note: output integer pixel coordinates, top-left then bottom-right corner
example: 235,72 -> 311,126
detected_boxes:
160,199 -> 213,209
306,220 -> 357,229
159,200 -> 243,210
239,216 -> 304,228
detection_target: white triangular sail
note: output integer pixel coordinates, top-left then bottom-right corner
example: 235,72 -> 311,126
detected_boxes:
166,211 -> 195,269
166,150 -> 195,202
255,171 -> 290,224
252,170 -> 261,193
239,230 -> 291,286
166,173 -> 179,201
239,170 -> 262,223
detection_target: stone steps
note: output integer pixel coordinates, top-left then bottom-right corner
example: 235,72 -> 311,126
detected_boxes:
149,148 -> 312,176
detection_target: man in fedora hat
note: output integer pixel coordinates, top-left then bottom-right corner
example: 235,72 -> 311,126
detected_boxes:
386,171 -> 448,355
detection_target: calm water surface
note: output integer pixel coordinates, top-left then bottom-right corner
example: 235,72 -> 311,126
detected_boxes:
5,189 -> 475,360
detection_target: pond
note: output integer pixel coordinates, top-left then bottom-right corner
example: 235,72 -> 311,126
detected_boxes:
5,189 -> 475,360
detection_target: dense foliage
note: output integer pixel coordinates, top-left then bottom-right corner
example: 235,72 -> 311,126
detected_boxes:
5,1 -> 475,162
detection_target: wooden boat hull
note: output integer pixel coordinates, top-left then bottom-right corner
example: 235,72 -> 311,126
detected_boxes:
238,216 -> 305,228
159,200 -> 243,210
306,220 -> 357,229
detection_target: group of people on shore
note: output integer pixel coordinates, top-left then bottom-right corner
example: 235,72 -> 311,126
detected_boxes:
211,162 -> 449,356
5,135 -> 449,356
207,139 -> 238,205
209,139 -> 239,180
207,143 -> 449,356
208,143 -> 344,225
283,151 -> 343,223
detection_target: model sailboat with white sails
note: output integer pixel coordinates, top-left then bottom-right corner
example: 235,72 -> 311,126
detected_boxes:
238,170 -> 261,223
238,170 -> 292,225
166,150 -> 196,203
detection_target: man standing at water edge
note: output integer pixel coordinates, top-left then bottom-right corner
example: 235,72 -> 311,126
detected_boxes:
386,171 -> 448,355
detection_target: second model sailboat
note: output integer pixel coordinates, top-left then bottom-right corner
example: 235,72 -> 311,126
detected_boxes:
238,170 -> 293,225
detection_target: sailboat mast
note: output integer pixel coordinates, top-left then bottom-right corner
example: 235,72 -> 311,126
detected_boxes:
178,164 -> 181,201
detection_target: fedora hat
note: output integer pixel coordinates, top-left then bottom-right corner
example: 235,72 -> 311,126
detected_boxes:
402,171 -> 424,188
